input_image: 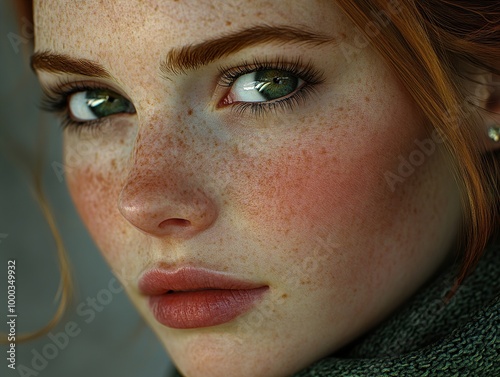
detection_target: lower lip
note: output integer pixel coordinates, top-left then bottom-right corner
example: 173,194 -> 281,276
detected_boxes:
148,287 -> 268,329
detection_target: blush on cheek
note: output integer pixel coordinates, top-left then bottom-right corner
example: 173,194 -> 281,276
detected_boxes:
225,141 -> 385,303
234,136 -> 396,241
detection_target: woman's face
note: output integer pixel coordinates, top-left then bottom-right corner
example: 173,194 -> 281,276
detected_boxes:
34,1 -> 461,376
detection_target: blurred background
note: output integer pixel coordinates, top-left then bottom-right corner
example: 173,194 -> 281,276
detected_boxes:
0,1 -> 170,376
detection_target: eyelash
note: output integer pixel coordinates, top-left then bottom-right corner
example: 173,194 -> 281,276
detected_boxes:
39,58 -> 324,131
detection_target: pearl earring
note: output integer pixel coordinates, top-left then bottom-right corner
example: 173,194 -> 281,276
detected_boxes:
488,126 -> 500,142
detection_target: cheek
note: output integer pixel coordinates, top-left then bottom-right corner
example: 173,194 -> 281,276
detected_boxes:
226,64 -> 427,247
229,137 -> 390,294
232,110 -> 423,246
66,163 -> 124,266
63,124 -> 135,265
255,144 -> 388,229
227,93 -> 450,300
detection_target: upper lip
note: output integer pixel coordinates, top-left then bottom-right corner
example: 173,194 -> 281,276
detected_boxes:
138,266 -> 266,296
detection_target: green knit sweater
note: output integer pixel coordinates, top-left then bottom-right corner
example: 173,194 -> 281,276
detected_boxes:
171,243 -> 500,376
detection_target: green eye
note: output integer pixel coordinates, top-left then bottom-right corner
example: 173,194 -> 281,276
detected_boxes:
230,70 -> 304,103
68,89 -> 135,121
254,70 -> 300,100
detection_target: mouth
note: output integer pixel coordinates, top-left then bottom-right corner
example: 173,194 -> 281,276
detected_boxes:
139,267 -> 269,329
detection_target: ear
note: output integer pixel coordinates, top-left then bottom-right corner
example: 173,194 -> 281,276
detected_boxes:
463,66 -> 500,152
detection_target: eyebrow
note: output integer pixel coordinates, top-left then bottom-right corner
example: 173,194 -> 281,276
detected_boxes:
31,51 -> 112,78
161,25 -> 336,76
31,25 -> 336,79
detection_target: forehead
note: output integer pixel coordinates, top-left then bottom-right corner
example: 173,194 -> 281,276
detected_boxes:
34,0 -> 344,56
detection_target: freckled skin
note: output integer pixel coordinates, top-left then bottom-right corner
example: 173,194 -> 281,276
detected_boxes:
35,1 -> 461,377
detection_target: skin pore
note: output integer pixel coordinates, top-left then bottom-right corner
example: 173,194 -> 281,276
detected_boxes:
34,1 -> 462,376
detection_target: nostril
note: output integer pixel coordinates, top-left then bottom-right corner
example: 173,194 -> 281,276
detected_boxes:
159,218 -> 191,229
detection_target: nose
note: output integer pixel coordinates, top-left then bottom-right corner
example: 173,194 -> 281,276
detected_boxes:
119,182 -> 218,238
118,129 -> 218,239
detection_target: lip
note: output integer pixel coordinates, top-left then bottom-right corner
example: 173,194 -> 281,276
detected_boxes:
139,267 -> 269,329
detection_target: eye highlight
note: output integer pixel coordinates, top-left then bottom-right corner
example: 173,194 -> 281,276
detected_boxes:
218,58 -> 324,114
